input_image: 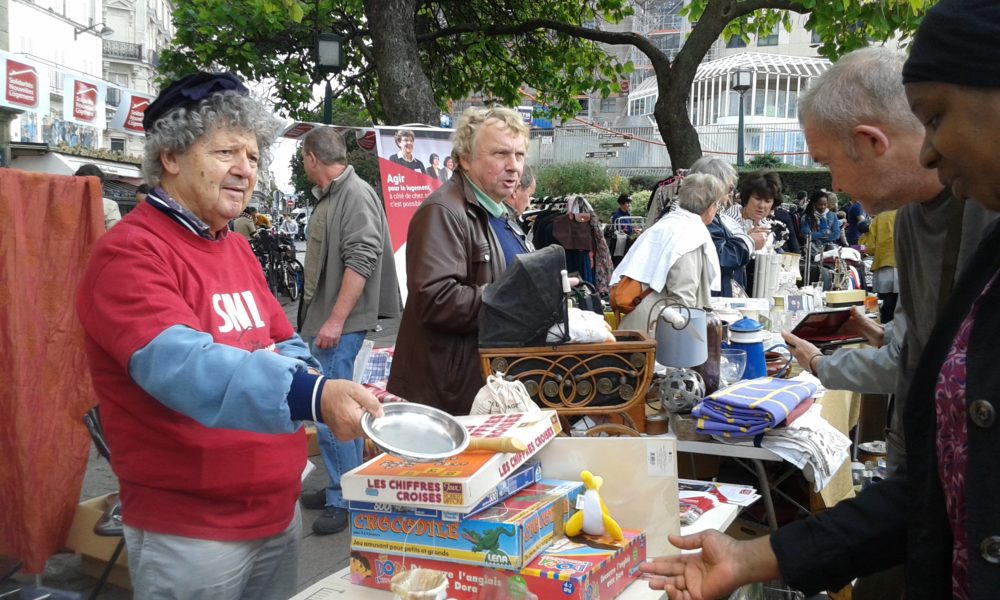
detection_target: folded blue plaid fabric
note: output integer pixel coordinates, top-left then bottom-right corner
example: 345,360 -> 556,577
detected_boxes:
361,350 -> 393,385
691,377 -> 817,437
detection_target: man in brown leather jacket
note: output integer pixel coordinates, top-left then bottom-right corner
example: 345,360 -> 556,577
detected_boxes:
388,107 -> 530,414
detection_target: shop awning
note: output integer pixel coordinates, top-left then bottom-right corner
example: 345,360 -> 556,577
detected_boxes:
10,152 -> 142,182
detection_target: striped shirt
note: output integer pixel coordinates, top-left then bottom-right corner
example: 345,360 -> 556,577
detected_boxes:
145,187 -> 216,240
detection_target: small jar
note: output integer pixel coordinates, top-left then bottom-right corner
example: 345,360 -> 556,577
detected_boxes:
645,413 -> 669,436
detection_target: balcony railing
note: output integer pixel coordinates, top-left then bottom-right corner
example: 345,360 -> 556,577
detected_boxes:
103,40 -> 144,61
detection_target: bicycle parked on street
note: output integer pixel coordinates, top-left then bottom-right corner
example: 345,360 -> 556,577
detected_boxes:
250,228 -> 303,301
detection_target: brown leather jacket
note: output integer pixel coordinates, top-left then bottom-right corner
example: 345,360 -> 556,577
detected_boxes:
387,172 -> 506,414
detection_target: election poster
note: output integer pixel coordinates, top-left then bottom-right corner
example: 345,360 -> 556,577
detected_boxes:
375,125 -> 454,303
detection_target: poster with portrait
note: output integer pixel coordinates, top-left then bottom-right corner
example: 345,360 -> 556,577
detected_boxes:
375,125 -> 454,303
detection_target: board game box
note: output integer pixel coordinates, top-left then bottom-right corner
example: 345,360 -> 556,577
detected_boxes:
347,461 -> 542,522
350,529 -> 646,600
342,411 -> 562,510
350,479 -> 583,569
349,550 -> 507,599
519,529 -> 647,600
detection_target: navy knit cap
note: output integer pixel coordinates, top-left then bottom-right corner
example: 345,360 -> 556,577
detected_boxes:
902,0 -> 1000,87
143,71 -> 248,132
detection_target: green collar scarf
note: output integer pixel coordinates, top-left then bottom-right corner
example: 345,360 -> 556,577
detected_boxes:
465,175 -> 506,218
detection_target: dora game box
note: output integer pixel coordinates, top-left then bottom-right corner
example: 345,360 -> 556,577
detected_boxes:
349,529 -> 646,600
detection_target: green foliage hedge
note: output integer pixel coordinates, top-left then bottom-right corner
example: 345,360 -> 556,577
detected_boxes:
581,190 -> 650,224
533,162 -> 610,197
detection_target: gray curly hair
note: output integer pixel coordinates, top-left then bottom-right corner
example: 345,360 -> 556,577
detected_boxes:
142,91 -> 281,186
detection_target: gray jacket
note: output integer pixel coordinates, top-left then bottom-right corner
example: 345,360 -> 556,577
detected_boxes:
301,165 -> 400,336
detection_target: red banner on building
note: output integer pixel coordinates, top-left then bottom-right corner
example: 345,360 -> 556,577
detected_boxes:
62,75 -> 107,129
108,89 -> 154,136
0,51 -> 48,116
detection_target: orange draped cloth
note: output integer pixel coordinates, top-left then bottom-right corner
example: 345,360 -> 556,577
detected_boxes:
0,168 -> 104,573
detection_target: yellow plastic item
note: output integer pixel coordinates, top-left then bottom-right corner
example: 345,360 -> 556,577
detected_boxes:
565,470 -> 624,541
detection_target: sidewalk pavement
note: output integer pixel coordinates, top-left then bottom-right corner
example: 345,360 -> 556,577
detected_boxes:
20,279 -> 400,598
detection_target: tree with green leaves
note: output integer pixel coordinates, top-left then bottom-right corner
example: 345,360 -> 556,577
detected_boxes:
286,96 -> 380,199
160,0 -> 931,171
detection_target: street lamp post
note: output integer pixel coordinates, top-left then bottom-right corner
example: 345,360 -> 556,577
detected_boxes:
74,22 -> 115,40
731,69 -> 753,167
317,32 -> 344,125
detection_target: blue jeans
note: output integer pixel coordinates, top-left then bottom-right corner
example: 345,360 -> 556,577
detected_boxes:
309,331 -> 366,509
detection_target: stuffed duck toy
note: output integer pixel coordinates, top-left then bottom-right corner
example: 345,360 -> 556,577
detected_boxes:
565,470 -> 624,541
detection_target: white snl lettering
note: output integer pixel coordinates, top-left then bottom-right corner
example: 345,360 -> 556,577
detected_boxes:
212,291 -> 267,332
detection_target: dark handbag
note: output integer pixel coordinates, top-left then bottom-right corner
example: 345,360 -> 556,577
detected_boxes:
571,281 -> 604,315
551,197 -> 593,251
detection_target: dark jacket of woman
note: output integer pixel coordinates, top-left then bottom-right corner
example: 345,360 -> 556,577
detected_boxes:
707,215 -> 752,296
771,221 -> 1000,598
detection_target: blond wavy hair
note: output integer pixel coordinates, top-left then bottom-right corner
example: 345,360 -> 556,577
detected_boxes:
450,107 -> 530,166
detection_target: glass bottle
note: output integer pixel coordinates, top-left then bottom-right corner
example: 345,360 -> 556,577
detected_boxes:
694,308 -> 722,394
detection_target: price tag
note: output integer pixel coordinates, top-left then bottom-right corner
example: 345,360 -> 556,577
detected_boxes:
646,439 -> 677,477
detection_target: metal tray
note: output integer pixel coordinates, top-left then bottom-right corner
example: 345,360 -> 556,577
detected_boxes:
361,402 -> 469,462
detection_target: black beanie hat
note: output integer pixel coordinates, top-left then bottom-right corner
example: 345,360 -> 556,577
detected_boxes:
143,71 -> 248,132
902,0 -> 1000,87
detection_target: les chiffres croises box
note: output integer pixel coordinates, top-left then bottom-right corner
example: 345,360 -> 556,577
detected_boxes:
347,461 -> 542,522
342,411 -> 561,510
350,479 -> 583,569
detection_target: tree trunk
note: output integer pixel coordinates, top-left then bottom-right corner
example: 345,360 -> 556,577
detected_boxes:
363,0 -> 440,126
654,90 -> 703,172
652,0 -> 738,172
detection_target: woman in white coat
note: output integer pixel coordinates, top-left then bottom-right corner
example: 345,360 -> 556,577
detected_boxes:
612,172 -> 724,333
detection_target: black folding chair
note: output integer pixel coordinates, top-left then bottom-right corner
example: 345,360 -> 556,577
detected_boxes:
82,408 -> 125,600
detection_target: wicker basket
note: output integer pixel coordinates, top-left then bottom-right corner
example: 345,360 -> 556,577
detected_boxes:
479,330 -> 655,433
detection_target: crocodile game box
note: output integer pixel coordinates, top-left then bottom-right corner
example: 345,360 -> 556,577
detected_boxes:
350,479 -> 583,569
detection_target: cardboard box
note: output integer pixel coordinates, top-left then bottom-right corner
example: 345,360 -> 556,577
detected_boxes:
519,529 -> 647,600
726,516 -> 770,540
350,551 -> 511,599
64,494 -> 131,590
348,461 -> 542,522
304,423 -> 320,457
350,480 -> 583,569
343,411 -> 562,511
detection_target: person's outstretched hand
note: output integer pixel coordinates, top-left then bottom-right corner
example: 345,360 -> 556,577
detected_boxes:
639,531 -> 778,600
320,379 -> 383,440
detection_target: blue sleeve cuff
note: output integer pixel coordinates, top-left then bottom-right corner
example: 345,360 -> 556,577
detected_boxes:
288,371 -> 326,422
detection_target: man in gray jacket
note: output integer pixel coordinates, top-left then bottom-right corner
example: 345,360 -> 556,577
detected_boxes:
781,47 -> 995,476
298,126 -> 400,535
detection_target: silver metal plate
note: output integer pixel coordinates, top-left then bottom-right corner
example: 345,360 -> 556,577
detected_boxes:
362,403 -> 470,462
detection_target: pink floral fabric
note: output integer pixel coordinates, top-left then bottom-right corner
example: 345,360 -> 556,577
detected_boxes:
935,270 -> 1000,600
